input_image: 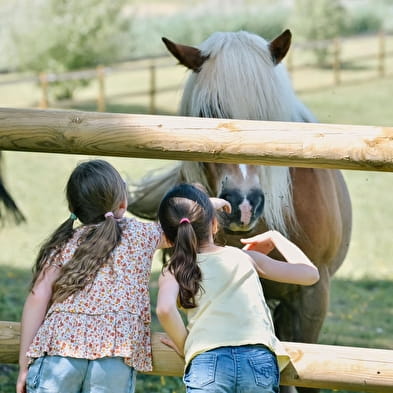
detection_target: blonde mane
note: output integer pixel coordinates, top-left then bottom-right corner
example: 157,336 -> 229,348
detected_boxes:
179,31 -> 315,235
181,31 -> 315,122
130,30 -> 316,236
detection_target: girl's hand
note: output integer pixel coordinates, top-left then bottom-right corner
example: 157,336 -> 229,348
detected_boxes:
160,335 -> 185,358
243,231 -> 319,285
16,368 -> 28,393
209,197 -> 231,213
241,230 -> 276,254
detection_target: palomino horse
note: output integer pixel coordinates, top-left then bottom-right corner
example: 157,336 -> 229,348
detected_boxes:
129,30 -> 352,393
0,152 -> 25,224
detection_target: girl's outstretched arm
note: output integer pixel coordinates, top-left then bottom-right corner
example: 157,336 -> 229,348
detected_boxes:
156,270 -> 188,357
16,265 -> 60,393
241,230 -> 320,286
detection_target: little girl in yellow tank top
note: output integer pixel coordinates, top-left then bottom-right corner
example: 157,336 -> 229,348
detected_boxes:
156,183 -> 319,393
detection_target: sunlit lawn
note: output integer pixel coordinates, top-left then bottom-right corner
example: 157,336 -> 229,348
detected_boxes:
0,35 -> 393,393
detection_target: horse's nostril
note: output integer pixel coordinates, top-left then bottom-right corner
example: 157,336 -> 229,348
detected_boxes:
247,190 -> 265,217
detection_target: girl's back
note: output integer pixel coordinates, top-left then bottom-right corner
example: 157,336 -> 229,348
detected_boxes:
185,246 -> 289,370
27,217 -> 161,371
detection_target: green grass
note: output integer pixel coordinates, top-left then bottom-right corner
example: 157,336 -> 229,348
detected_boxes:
1,42 -> 393,393
0,273 -> 391,393
2,77 -> 393,280
300,79 -> 393,282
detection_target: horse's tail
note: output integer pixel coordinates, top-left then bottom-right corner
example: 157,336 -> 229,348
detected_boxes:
128,163 -> 183,220
0,180 -> 26,225
0,152 -> 26,225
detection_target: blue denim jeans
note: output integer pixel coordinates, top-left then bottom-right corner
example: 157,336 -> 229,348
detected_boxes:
26,355 -> 136,393
184,345 -> 280,393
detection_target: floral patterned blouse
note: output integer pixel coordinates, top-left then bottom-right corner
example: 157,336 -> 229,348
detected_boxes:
27,217 -> 162,372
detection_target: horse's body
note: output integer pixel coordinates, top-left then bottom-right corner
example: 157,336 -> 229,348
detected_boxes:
129,30 -> 352,393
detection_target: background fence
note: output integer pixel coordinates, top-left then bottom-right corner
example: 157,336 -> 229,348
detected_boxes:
1,33 -> 392,113
0,107 -> 393,391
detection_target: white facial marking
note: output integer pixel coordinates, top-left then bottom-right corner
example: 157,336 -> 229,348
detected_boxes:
239,198 -> 252,226
239,164 -> 248,179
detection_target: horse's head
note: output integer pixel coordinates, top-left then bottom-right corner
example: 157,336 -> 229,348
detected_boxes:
159,29 -> 311,236
162,29 -> 295,121
181,162 -> 294,236
162,28 -> 291,73
214,164 -> 264,233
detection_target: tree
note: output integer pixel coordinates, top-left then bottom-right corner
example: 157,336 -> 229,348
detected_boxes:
4,0 -> 131,99
292,0 -> 346,66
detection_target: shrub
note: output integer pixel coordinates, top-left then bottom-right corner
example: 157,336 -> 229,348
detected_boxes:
4,0 -> 131,99
343,4 -> 383,35
128,4 -> 290,57
291,0 -> 346,66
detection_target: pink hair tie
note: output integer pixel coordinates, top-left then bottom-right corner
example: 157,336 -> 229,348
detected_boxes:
179,218 -> 190,224
104,212 -> 114,219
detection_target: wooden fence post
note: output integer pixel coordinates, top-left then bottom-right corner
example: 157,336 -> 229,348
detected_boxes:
333,38 -> 341,85
378,31 -> 386,78
38,73 -> 49,109
96,66 -> 106,112
149,61 -> 157,115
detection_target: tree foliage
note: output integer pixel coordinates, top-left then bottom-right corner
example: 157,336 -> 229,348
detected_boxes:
4,0 -> 131,98
292,0 -> 346,65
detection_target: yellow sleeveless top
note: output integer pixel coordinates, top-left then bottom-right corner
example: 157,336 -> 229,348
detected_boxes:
184,246 -> 290,371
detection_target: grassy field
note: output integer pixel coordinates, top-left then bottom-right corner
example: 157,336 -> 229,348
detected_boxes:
1,58 -> 393,392
2,75 -> 393,279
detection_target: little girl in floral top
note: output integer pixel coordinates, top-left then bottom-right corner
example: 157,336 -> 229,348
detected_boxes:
17,160 -> 229,393
16,159 -> 165,393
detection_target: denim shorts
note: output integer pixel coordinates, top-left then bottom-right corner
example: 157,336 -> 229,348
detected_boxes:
26,355 -> 136,393
184,345 -> 280,393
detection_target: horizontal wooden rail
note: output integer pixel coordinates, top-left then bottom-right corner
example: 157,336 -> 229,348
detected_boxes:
0,108 -> 393,172
1,322 -> 392,392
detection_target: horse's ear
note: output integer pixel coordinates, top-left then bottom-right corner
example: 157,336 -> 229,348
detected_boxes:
162,37 -> 208,72
269,29 -> 292,64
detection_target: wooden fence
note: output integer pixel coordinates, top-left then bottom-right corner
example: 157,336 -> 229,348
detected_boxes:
35,33 -> 393,111
33,55 -> 178,114
286,32 -> 392,89
1,322 -> 392,392
0,107 -> 393,391
0,107 -> 393,172
0,33 -> 392,113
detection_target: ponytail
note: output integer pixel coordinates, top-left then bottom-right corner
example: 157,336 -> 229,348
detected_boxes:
51,214 -> 122,304
31,159 -> 128,304
158,183 -> 215,309
31,216 -> 76,290
168,221 -> 202,309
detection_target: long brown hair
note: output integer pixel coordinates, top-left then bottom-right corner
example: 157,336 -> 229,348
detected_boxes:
32,159 -> 127,304
158,183 -> 214,308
